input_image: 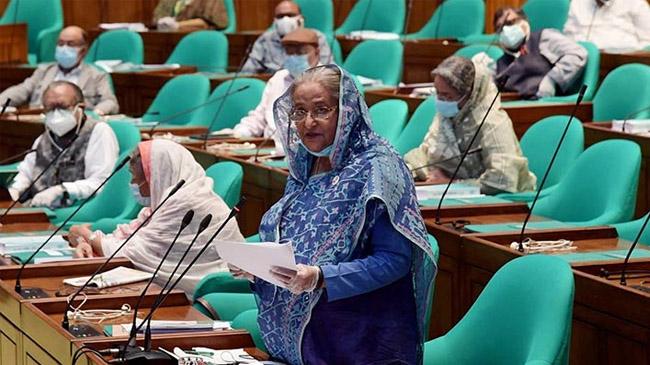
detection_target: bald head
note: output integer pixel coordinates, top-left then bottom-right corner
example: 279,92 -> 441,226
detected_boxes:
275,1 -> 301,18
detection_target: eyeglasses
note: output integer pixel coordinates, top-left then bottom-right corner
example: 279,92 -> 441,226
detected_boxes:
289,106 -> 337,123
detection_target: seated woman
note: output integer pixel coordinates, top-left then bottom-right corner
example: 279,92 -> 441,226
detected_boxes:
67,140 -> 244,294
153,0 -> 229,31
405,56 -> 537,195
232,65 -> 437,364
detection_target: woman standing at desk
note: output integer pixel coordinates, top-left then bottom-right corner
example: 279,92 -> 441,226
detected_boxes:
234,65 -> 436,364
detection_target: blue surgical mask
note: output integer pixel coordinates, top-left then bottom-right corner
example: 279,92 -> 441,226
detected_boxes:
284,54 -> 310,78
55,45 -> 80,69
129,183 -> 151,206
500,24 -> 526,50
299,140 -> 334,157
435,97 -> 460,118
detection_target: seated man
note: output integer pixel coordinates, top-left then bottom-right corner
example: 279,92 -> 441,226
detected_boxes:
153,0 -> 228,31
232,28 -> 321,153
492,7 -> 587,99
242,0 -> 332,74
564,0 -> 650,51
0,26 -> 119,115
405,56 -> 536,195
8,81 -> 119,208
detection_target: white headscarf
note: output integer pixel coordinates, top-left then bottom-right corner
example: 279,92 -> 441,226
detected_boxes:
102,140 -> 245,294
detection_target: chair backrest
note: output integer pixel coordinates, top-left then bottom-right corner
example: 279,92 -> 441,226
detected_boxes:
205,161 -> 243,208
533,139 -> 641,225
424,255 -> 574,365
343,40 -> 403,86
522,0 -> 570,31
408,0 -> 484,40
329,35 -> 343,64
593,63 -> 650,121
192,78 -> 266,131
296,0 -> 333,35
614,214 -> 650,246
232,309 -> 267,352
143,74 -> 211,125
394,97 -> 436,156
0,0 -> 63,60
454,44 -> 504,62
107,120 -> 142,160
85,30 -> 144,64
519,115 -> 584,190
165,31 -> 229,73
368,99 -> 408,144
222,0 -> 237,33
335,0 -> 405,35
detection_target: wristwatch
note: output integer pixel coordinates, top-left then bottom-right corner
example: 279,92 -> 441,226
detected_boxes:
61,185 -> 70,205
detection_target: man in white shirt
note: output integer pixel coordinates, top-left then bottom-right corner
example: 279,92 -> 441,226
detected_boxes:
564,0 -> 650,51
232,28 -> 321,151
0,26 -> 119,115
8,81 -> 119,208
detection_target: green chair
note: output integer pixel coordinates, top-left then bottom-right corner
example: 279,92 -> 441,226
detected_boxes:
0,0 -> 63,64
592,63 -> 650,121
522,0 -> 570,32
498,116 -> 584,203
532,139 -> 641,226
222,0 -> 237,33
407,0 -> 484,40
369,99 -> 408,144
540,41 -> 600,103
232,309 -> 266,352
329,35 -> 343,65
85,30 -> 144,65
343,40 -> 403,86
394,96 -> 436,156
424,255 -> 574,365
194,292 -> 257,321
454,44 -> 504,61
165,31 -> 228,73
246,233 -> 261,242
613,214 -> 650,245
192,78 -> 265,132
50,121 -> 142,225
335,0 -> 405,35
206,161 -> 243,208
143,74 -> 211,126
296,0 -> 333,35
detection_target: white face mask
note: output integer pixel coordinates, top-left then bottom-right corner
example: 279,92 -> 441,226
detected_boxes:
45,106 -> 80,137
130,182 -> 151,206
275,16 -> 301,37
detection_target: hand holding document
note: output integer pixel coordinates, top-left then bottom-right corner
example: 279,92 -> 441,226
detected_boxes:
216,241 -> 297,288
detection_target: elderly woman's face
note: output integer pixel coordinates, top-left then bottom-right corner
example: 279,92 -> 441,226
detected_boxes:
292,81 -> 338,153
129,151 -> 151,197
434,75 -> 464,102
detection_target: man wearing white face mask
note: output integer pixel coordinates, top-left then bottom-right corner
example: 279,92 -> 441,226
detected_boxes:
230,29 -> 321,155
490,7 -> 587,100
405,56 -> 536,195
0,26 -> 119,115
241,0 -> 332,74
7,81 -> 118,208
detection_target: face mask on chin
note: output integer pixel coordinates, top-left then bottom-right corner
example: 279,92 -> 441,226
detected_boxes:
275,16 -> 301,37
45,105 -> 80,137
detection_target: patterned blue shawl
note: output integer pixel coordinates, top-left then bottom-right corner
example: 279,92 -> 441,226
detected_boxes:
257,64 -> 436,364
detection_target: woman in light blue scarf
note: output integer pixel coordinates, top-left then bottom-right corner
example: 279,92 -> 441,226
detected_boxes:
249,64 -> 436,364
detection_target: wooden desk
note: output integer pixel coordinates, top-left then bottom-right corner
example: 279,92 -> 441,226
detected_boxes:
584,122 -> 648,218
365,88 -> 594,138
600,51 -> 650,80
0,112 -> 43,161
466,232 -> 650,365
0,63 -> 33,91
0,24 -> 27,64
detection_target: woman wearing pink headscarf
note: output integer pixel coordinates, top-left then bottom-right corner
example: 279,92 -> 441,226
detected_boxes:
68,140 -> 244,294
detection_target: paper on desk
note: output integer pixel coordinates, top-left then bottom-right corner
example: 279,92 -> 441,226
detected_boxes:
415,183 -> 482,201
216,241 -> 297,288
63,266 -> 152,288
0,235 -> 69,255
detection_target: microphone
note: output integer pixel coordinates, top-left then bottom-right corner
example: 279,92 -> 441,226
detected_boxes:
516,85 -> 588,251
118,213 -> 214,363
619,212 -> 650,286
410,147 -> 482,173
584,5 -> 599,43
121,210 -> 195,354
0,148 -> 36,165
61,179 -> 186,334
145,85 -> 251,137
252,127 -> 280,163
0,98 -> 11,115
434,91 -> 501,225
620,105 -> 650,133
14,156 -> 131,298
203,41 -> 257,149
0,134 -> 79,224
402,0 -> 414,36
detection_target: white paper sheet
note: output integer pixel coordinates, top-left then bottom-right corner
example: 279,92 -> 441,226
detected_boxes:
415,183 -> 482,201
216,241 -> 297,288
63,266 -> 152,288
